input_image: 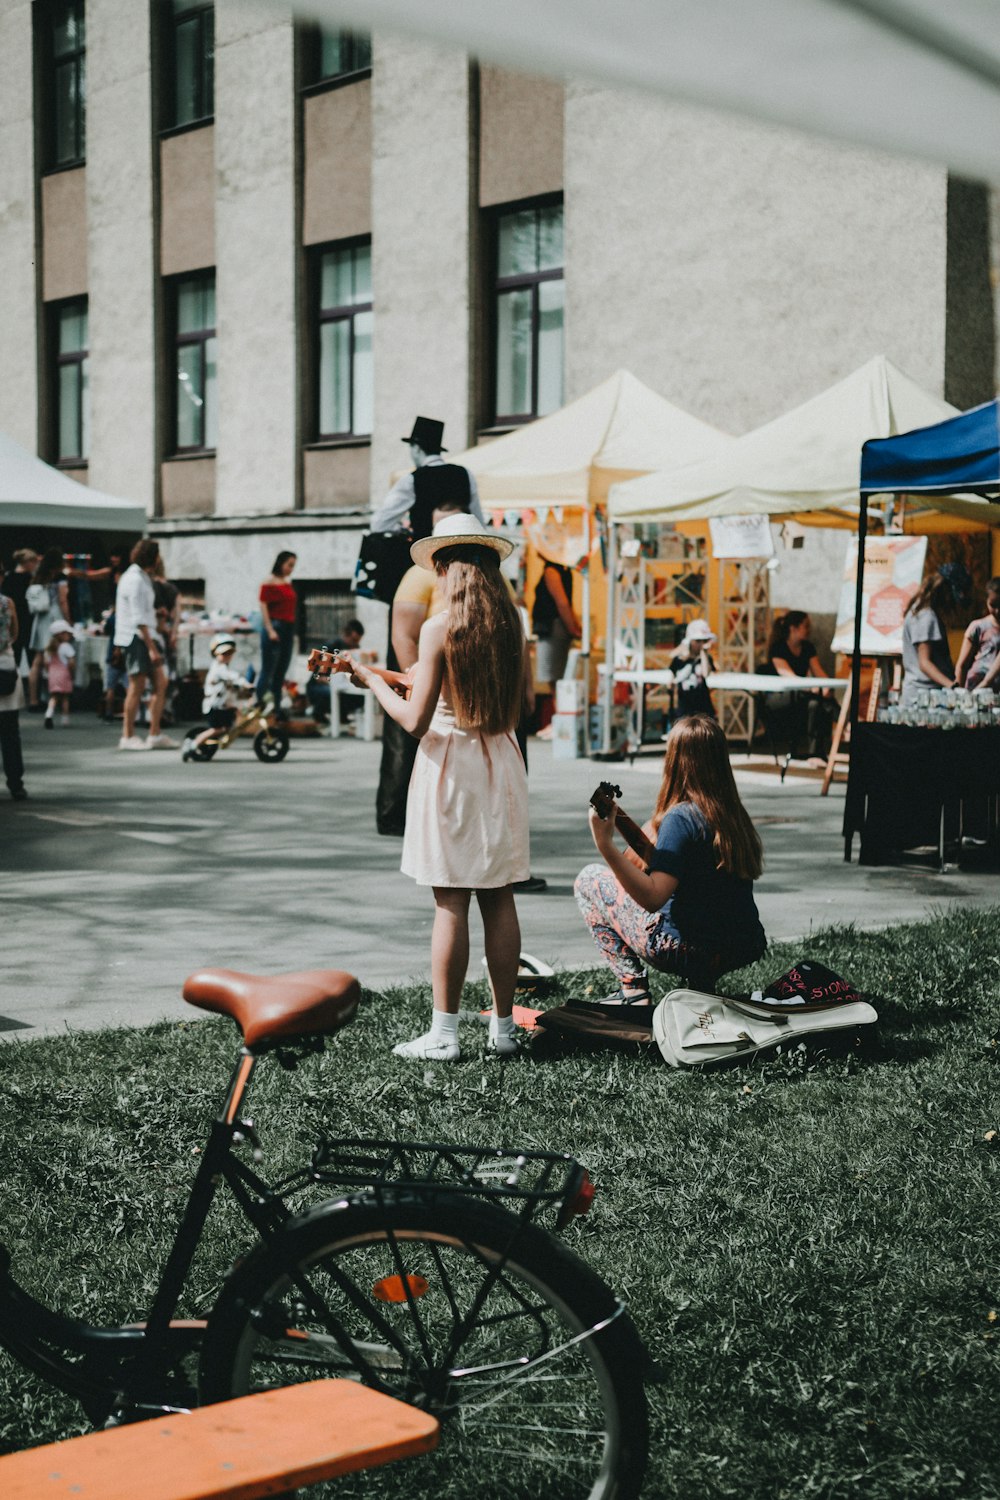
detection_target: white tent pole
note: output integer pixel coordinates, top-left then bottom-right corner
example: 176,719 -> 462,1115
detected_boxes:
601,518 -> 618,755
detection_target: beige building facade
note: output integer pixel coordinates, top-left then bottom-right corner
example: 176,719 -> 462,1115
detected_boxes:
0,0 -> 996,649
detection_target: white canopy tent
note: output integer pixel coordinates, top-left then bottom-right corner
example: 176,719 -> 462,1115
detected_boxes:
600,358 -> 964,754
0,430 -> 146,533
287,0 -> 1000,185
449,369 -> 734,510
607,357 -> 958,528
449,369 -> 733,659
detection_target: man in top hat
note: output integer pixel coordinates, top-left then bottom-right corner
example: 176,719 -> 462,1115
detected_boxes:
370,416 -> 486,540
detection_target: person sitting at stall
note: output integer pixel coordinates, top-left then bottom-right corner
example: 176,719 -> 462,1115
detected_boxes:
183,633 -> 254,760
767,609 -> 836,767
575,713 -> 766,1002
955,576 -> 1000,692
900,562 -> 971,707
669,619 -> 716,721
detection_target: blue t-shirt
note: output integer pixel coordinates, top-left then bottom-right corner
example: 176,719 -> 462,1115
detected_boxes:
648,801 -> 765,961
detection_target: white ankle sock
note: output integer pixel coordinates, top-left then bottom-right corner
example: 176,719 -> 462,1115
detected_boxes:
429,1011 -> 459,1043
44,704 -> 55,721
491,1014 -> 516,1040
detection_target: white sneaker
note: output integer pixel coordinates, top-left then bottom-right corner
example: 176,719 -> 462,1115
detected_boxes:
392,1032 -> 461,1062
146,733 -> 179,750
117,736 -> 148,751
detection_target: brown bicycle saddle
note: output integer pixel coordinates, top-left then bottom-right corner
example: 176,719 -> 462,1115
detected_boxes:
182,967 -> 361,1048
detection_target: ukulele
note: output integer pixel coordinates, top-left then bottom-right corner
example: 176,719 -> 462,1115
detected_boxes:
589,781 -> 657,872
307,645 -> 340,681
307,645 -> 412,697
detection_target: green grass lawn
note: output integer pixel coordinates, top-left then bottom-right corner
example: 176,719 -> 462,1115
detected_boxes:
1,910 -> 999,1498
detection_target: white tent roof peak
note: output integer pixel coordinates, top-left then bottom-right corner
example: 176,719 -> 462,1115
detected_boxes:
450,369 -> 734,507
0,430 -> 147,532
608,356 -> 957,524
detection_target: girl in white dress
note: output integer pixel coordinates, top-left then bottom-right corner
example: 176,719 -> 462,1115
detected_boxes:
332,513 -> 529,1061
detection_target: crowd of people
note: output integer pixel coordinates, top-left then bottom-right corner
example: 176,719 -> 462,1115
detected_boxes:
2,427 -> 991,1063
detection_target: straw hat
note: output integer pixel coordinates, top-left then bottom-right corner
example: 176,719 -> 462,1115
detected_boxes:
410,513 -> 515,571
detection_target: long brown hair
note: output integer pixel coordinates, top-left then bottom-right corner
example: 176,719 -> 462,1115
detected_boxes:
652,714 -> 763,880
905,571 -> 952,620
434,545 -> 523,734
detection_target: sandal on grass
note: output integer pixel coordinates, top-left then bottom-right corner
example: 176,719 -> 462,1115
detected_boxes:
593,986 -> 653,1008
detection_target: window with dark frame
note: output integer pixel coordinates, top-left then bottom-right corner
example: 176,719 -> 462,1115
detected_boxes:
171,272 -> 217,454
40,0 -> 86,170
303,26 -> 372,86
492,201 -> 564,425
164,0 -> 214,130
295,580 -> 358,654
53,298 -> 89,463
315,241 -> 373,440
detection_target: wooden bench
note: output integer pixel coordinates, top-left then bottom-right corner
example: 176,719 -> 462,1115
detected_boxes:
0,1379 -> 440,1499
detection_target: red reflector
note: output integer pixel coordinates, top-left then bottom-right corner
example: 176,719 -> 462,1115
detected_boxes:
372,1273 -> 430,1304
569,1171 -> 596,1217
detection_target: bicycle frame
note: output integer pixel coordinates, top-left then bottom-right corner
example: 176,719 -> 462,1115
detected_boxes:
0,1046 -> 280,1417
202,698 -> 275,753
0,1039 -> 604,1422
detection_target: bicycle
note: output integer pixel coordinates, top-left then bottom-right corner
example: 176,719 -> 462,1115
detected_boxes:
181,694 -> 291,763
0,965 -> 652,1498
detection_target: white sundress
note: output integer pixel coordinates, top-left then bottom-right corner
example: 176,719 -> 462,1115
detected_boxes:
401,697 -> 530,889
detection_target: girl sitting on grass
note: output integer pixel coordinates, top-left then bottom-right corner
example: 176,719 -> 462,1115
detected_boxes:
576,713 -> 766,1002
330,513 -> 529,1062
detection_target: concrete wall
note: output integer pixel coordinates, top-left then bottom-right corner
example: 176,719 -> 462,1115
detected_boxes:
0,0 -> 38,448
214,3 -> 296,515
162,455 -> 216,515
156,523 -> 365,616
479,68 -> 563,208
161,125 -> 216,276
945,177 -> 995,409
302,80 -> 372,244
565,87 -> 948,432
42,167 -> 88,300
370,35 -> 472,505
85,0 -> 156,509
303,444 -> 370,508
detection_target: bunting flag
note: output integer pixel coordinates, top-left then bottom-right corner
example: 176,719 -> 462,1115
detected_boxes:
525,505 -> 591,569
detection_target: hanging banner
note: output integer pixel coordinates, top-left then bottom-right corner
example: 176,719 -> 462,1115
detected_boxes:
831,535 -> 927,654
708,514 -> 775,559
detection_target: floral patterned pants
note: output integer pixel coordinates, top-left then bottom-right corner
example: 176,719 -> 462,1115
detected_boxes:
574,862 -> 715,989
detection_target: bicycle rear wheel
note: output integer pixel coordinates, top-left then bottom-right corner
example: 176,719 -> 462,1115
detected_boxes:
200,1194 -> 648,1500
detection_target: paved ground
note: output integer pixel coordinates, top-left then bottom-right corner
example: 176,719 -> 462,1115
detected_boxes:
4,713 -> 1000,1038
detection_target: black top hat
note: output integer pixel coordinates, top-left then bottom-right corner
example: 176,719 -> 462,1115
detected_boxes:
402,416 -> 446,453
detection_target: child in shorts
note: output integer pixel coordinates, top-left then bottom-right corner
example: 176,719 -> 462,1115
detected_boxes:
183,633 -> 253,760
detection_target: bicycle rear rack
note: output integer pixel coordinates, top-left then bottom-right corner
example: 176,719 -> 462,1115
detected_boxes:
293,1138 -> 590,1222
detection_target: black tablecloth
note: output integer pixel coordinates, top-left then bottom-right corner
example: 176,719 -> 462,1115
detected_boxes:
844,723 -> 1000,864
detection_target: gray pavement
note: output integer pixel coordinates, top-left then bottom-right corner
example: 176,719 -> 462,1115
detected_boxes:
4,713 -> 999,1038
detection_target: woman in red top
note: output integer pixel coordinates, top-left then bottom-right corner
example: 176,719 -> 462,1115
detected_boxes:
257,551 -> 297,710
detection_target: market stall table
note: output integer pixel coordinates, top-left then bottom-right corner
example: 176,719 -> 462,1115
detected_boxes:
844,720 -> 1000,870
598,666 -> 847,765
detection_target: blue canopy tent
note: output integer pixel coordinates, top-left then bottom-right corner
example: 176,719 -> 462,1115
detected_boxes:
845,400 -> 1000,859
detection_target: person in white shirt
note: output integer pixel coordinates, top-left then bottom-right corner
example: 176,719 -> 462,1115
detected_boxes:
183,634 -> 253,760
369,416 -> 485,537
112,538 -> 178,751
